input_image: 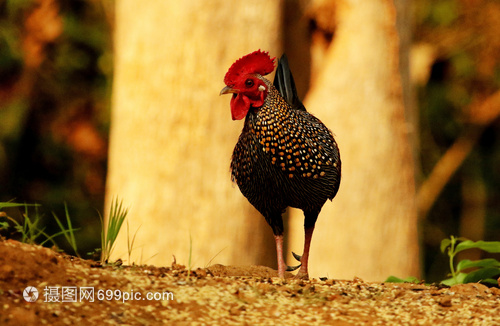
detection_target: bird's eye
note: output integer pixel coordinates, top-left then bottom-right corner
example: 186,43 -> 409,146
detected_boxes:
245,79 -> 254,88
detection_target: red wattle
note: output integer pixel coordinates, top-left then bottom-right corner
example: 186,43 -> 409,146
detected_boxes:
230,91 -> 266,120
230,94 -> 251,120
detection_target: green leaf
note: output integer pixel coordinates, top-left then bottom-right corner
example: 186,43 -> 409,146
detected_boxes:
463,267 -> 500,284
441,272 -> 468,286
0,202 -> 39,210
455,240 -> 500,254
480,278 -> 499,286
440,238 -> 451,253
384,276 -> 420,284
441,278 -> 455,286
456,259 -> 500,273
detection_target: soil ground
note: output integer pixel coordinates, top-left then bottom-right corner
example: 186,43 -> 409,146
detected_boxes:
1,239 -> 500,325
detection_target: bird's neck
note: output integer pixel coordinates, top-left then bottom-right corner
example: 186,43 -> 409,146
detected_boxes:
243,86 -> 292,136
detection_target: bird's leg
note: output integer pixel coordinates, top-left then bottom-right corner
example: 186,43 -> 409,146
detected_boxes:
296,226 -> 315,279
273,234 -> 287,278
274,233 -> 301,278
295,211 -> 319,279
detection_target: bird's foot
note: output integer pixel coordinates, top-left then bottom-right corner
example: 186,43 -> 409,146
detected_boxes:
295,271 -> 310,280
291,252 -> 309,279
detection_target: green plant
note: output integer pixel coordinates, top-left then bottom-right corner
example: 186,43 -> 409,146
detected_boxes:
384,276 -> 421,284
441,236 -> 500,286
126,220 -> 141,265
0,202 -> 25,232
2,203 -> 45,244
100,198 -> 129,264
52,203 -> 80,257
0,202 -> 79,250
205,247 -> 227,268
2,202 -> 47,244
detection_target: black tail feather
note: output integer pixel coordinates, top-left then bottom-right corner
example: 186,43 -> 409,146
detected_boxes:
273,54 -> 307,112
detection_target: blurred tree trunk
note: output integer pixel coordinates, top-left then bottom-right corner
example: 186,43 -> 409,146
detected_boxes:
105,1 -> 282,267
107,0 -> 420,281
288,0 -> 420,281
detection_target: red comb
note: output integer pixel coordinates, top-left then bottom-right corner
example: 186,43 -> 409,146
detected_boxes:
224,50 -> 276,86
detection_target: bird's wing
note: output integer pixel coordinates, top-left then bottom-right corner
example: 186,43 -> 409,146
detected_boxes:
273,54 -> 307,112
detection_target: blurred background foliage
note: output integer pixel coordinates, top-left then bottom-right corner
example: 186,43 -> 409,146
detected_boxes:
0,0 -> 113,255
0,0 -> 499,281
413,0 -> 500,281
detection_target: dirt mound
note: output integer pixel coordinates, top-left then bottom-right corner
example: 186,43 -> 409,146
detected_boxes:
1,239 -> 500,325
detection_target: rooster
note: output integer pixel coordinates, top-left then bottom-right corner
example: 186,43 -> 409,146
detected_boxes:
220,50 -> 341,278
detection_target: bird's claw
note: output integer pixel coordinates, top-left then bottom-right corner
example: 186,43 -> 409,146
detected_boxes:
286,264 -> 301,272
285,252 -> 303,271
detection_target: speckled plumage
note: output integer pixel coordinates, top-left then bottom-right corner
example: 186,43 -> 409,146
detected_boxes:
230,79 -> 341,235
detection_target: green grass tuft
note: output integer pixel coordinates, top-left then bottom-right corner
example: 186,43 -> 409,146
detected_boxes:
100,198 -> 129,264
51,203 -> 80,257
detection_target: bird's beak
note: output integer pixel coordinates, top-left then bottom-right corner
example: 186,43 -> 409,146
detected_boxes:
220,86 -> 238,96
